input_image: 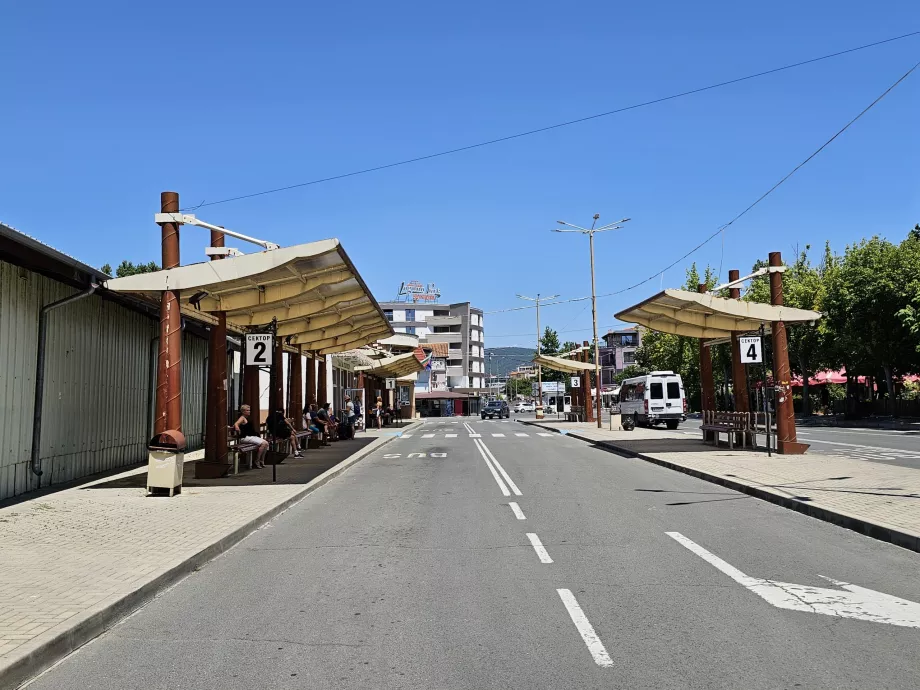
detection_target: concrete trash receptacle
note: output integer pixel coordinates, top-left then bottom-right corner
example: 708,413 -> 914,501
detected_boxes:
147,430 -> 186,496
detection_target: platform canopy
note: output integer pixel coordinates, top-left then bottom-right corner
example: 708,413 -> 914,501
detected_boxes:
614,289 -> 821,339
533,353 -> 594,374
104,239 -> 393,354
354,348 -> 426,378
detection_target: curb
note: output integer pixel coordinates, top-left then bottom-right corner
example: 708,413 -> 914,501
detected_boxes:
3,425 -> 417,690
519,419 -> 920,555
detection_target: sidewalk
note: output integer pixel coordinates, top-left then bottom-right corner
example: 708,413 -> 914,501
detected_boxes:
520,418 -> 920,554
0,424 -> 415,689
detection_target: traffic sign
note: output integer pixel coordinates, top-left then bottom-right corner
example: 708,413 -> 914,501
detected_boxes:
739,336 -> 763,364
245,333 -> 273,366
385,378 -> 396,389
570,376 -> 581,388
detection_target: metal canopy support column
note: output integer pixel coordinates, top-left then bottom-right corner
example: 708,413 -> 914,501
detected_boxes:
317,354 -> 327,407
291,346 -> 304,430
306,351 -> 317,406
155,191 -> 182,435
698,282 -> 716,440
582,340 -> 594,423
769,252 -> 808,454
728,269 -> 751,415
200,227 -> 229,476
272,337 -> 285,414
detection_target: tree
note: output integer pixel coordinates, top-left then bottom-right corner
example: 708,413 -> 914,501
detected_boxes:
744,245 -> 832,415
896,229 -> 920,356
100,260 -> 161,278
537,327 -> 565,383
823,236 -> 918,403
614,364 -> 647,383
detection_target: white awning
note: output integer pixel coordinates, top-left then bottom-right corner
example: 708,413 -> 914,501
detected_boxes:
103,239 -> 393,354
614,289 -> 821,339
533,353 -> 594,374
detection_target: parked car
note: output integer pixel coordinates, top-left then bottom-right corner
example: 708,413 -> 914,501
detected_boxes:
482,400 -> 510,419
512,401 -> 535,413
618,371 -> 687,429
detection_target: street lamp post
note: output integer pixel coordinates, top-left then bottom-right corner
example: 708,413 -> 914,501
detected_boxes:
554,214 -> 631,429
517,292 -> 559,420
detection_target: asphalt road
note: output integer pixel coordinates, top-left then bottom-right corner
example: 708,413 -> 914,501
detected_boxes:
679,417 -> 920,469
26,417 -> 920,689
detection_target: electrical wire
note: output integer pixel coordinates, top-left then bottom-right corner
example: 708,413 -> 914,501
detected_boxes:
180,31 -> 920,211
485,58 -> 920,316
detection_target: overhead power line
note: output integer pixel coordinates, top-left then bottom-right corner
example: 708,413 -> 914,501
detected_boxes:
182,31 -> 920,211
485,57 -> 920,316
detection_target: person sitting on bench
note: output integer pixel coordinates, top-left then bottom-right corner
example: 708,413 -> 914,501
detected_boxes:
304,404 -> 324,441
267,408 -> 302,458
234,404 -> 269,469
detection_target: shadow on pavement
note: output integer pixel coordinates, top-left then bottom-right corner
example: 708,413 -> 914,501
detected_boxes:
84,438 -> 376,490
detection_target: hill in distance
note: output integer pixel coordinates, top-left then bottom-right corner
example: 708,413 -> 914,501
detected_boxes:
484,346 -> 534,377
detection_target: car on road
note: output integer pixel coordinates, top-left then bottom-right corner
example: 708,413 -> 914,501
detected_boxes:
482,400 -> 510,419
618,371 -> 686,429
513,401 -> 535,413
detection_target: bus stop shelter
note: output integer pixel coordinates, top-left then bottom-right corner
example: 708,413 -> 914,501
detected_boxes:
105,202 -> 393,479
615,254 -> 821,454
533,351 -> 595,421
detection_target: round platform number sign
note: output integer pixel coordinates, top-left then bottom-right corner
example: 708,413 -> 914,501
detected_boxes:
245,334 -> 273,366
739,336 -> 763,364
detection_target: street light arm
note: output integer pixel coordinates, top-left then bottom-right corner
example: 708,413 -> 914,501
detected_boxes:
556,220 -> 590,232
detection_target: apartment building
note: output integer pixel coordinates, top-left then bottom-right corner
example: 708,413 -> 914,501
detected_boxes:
599,327 -> 643,386
379,300 -> 485,390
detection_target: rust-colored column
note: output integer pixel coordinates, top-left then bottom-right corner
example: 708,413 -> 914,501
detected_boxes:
290,346 -> 304,430
769,252 -> 808,454
728,269 -> 751,414
306,351 -> 317,405
698,282 -> 716,421
244,362 -> 261,425
317,354 -> 327,406
582,341 -> 594,423
272,338 -> 285,413
203,228 -> 228,470
155,191 -> 182,435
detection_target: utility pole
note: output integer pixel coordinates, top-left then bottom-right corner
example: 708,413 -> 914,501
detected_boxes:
517,292 -> 558,420
554,214 -> 630,428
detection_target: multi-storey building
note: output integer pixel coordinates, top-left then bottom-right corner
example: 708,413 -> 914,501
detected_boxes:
599,327 -> 643,386
378,296 -> 485,391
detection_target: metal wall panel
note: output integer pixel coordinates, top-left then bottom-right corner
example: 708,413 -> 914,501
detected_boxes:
0,259 -> 208,500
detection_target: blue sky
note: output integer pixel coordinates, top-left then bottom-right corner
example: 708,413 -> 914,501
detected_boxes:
3,1 -> 918,347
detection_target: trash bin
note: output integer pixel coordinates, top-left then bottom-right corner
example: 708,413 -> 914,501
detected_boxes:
147,430 -> 186,496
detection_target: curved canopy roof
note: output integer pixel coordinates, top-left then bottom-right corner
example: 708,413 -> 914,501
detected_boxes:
533,353 -> 594,374
614,289 -> 821,339
354,348 -> 426,378
103,239 -> 393,354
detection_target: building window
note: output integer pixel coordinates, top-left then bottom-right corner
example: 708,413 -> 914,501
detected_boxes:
405,308 -> 415,322
406,326 -> 416,335
384,310 -> 393,322
624,351 -> 636,364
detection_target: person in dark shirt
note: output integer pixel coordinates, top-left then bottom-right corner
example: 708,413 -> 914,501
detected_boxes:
233,404 -> 268,468
268,408 -> 302,458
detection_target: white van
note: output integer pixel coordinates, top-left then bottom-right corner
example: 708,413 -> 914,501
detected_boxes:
618,371 -> 686,429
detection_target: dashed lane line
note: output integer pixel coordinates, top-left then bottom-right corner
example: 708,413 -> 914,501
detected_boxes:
557,589 -> 613,667
526,533 -> 553,563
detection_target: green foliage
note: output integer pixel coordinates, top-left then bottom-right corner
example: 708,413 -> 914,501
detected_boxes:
101,260 -> 161,278
505,377 -> 534,398
538,327 -> 565,383
613,365 -> 647,383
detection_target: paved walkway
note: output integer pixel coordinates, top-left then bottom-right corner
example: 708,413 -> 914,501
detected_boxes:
0,425 -> 414,689
521,419 -> 920,553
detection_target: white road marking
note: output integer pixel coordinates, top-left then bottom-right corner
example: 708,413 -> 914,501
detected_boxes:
537,433 -> 553,437
667,532 -> 920,628
557,589 -> 614,668
477,439 -> 523,496
401,433 -> 413,438
469,433 -> 482,438
474,439 -> 509,496
422,433 -> 435,438
445,434 -> 458,438
492,433 -> 505,437
509,502 -> 526,520
515,433 -> 529,437
526,533 -> 553,563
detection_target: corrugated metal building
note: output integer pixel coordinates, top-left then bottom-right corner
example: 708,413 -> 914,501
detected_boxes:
0,223 -> 209,501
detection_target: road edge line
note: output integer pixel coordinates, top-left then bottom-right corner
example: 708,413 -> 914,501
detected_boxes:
518,419 -> 920,555
2,424 -> 419,690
